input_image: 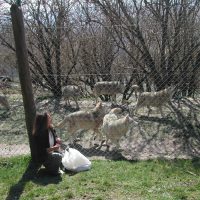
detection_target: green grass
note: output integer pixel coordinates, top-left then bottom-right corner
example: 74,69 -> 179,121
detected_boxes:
1,156 -> 200,200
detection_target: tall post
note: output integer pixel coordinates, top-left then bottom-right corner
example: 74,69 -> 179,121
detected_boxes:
16,0 -> 21,6
11,4 -> 37,162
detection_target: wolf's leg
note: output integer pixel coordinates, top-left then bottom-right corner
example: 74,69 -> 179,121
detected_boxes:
74,97 -> 79,109
133,104 -> 140,116
159,106 -> 164,117
105,138 -> 110,151
147,106 -> 152,117
115,141 -> 120,150
94,96 -> 98,104
111,94 -> 117,103
96,129 -> 106,148
135,91 -> 138,100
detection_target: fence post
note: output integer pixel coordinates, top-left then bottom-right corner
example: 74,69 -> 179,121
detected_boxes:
10,4 -> 37,162
16,0 -> 21,6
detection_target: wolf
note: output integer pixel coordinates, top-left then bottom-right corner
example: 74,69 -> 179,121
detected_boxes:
102,108 -> 137,150
93,81 -> 125,103
133,86 -> 175,117
56,102 -> 107,144
62,85 -> 82,109
0,95 -> 10,110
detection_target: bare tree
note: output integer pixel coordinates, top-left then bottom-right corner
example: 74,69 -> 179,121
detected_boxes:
25,0 -> 79,97
0,0 -> 200,99
0,0 -> 81,98
89,0 -> 200,97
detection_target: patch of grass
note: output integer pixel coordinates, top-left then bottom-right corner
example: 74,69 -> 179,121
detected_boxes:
1,156 -> 200,200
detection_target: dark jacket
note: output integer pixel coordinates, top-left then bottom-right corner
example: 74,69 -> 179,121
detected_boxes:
34,127 -> 58,163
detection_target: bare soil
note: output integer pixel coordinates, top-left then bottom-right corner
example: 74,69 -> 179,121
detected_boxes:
1,89 -> 200,160
1,119 -> 200,160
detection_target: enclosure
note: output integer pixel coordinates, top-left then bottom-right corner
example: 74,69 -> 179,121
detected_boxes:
0,0 -> 200,160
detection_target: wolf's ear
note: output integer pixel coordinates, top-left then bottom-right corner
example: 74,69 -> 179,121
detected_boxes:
95,102 -> 102,108
124,114 -> 129,121
168,85 -> 176,95
168,85 -> 176,91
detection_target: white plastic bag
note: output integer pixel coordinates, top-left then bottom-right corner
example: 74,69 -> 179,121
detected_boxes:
62,148 -> 91,172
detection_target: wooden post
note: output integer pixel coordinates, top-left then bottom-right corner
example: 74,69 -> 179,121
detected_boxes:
16,0 -> 21,6
11,4 -> 37,162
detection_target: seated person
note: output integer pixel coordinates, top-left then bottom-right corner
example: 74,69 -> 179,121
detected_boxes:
32,112 -> 63,175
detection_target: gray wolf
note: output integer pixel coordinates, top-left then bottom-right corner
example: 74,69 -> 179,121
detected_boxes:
133,86 -> 175,117
56,102 -> 107,144
0,95 -> 10,110
62,85 -> 82,109
93,81 -> 125,103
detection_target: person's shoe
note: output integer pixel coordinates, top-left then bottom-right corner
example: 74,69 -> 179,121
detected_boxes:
60,162 -> 66,172
59,169 -> 64,175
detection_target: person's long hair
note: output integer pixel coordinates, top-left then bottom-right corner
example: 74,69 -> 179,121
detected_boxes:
32,112 -> 49,136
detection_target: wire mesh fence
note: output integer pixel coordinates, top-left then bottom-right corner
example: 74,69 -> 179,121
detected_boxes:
0,0 -> 200,159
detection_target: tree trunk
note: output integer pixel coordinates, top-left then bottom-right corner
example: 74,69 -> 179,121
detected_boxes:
11,4 -> 37,162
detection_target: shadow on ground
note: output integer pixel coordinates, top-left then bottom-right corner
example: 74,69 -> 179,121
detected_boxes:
5,161 -> 62,200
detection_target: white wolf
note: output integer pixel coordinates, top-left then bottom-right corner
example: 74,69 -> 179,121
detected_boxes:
102,108 -> 137,150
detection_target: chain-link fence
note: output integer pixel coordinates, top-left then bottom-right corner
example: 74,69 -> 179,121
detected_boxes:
0,1 -> 200,160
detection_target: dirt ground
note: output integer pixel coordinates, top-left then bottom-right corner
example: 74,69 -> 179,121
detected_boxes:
1,96 -> 200,160
1,124 -> 200,161
0,144 -> 30,158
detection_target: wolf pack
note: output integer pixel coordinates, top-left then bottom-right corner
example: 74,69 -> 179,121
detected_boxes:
0,80 -> 176,150
56,81 -> 176,150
